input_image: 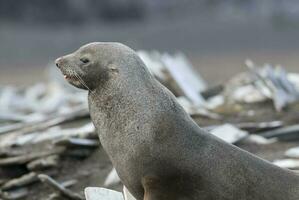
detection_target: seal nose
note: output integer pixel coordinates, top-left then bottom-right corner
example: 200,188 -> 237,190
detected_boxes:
55,57 -> 62,68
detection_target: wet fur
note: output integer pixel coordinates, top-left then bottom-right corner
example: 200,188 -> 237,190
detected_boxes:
56,42 -> 299,200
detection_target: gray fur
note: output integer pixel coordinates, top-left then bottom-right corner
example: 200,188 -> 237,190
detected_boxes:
56,42 -> 299,200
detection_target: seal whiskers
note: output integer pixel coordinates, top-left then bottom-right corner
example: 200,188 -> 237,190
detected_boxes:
72,71 -> 93,93
66,68 -> 94,94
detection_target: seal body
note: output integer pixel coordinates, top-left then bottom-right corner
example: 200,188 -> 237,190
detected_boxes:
56,42 -> 299,200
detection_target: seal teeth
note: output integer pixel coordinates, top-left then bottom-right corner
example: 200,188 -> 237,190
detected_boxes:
64,75 -> 67,79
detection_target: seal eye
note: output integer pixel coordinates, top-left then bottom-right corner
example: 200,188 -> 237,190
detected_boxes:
80,58 -> 90,64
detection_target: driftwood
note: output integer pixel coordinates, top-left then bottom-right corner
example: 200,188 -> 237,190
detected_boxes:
0,147 -> 65,166
26,155 -> 59,171
38,174 -> 84,200
209,124 -> 248,144
54,138 -> 99,148
0,106 -> 89,136
245,60 -> 299,112
1,172 -> 38,190
0,188 -> 29,200
45,193 -> 60,200
260,125 -> 299,141
0,123 -> 96,148
161,53 -> 207,105
0,123 -> 24,136
285,146 -> 299,158
64,148 -> 94,159
60,180 -> 78,188
273,159 -> 299,169
235,121 -> 283,132
0,149 -> 23,158
45,180 -> 79,200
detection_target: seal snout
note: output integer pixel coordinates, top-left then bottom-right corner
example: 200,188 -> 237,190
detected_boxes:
55,57 -> 72,80
55,57 -> 64,69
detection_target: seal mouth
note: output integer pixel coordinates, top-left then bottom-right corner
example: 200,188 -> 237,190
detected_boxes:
61,71 -> 75,80
63,74 -> 73,80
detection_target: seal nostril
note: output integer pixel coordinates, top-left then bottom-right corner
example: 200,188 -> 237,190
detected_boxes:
55,58 -> 61,68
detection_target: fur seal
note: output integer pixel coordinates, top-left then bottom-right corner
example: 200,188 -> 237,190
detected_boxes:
56,42 -> 299,200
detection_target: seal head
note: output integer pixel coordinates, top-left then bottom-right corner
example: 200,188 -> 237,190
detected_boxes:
55,42 -> 127,91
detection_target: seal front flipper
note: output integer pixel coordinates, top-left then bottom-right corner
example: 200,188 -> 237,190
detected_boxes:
142,176 -> 177,200
141,175 -> 199,200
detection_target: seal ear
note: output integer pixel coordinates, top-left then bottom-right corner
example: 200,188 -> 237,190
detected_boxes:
107,63 -> 119,75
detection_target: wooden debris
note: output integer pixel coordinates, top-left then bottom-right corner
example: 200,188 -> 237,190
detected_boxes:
231,85 -> 267,104
260,125 -> 299,141
176,97 -> 221,119
45,180 -> 79,200
26,155 -> 59,171
201,85 -> 224,99
161,53 -> 206,105
138,51 -> 208,105
0,106 -> 89,136
285,146 -> 299,158
204,95 -> 225,110
45,193 -> 60,200
65,148 -> 94,158
137,51 -> 184,97
0,113 -> 27,123
273,159 -> 299,169
0,188 -> 29,200
137,51 -> 167,82
288,73 -> 299,91
1,172 -> 38,190
0,123 -> 96,148
245,60 -> 299,112
0,123 -> 24,135
54,138 -> 99,148
235,121 -> 283,132
209,124 -> 248,144
0,149 -> 24,158
85,187 -> 123,200
242,134 -> 276,145
61,179 -> 78,188
0,147 -> 65,166
38,174 -> 84,200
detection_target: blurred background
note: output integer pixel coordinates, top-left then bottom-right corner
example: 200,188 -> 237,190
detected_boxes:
1,0 -> 299,86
